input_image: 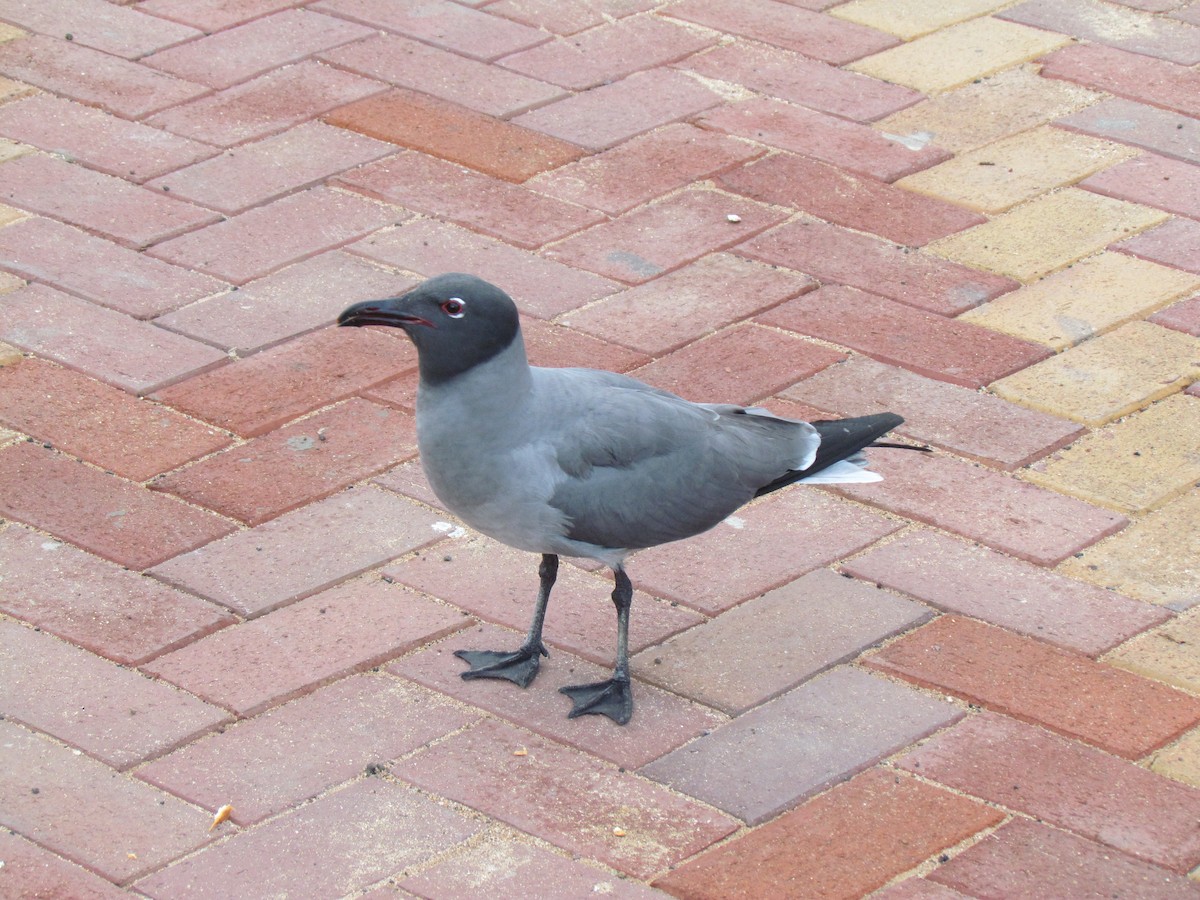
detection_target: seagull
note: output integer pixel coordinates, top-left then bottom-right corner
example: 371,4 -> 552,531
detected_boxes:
339,273 -> 911,725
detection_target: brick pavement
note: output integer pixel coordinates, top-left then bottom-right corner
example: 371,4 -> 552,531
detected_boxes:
0,1 -> 1198,896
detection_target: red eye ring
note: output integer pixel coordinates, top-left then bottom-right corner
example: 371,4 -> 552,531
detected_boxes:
440,298 -> 465,318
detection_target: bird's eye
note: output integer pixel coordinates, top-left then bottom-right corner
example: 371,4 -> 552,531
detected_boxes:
440,298 -> 465,318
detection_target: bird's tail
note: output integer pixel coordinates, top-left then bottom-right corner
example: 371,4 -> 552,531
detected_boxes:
755,412 -> 913,495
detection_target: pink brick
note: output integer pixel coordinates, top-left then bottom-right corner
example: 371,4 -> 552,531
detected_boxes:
1000,0 -> 1200,64
394,719 -> 738,879
156,250 -> 415,352
1,153 -> 220,249
529,122 -> 765,216
1058,97 -> 1200,164
145,186 -> 398,283
1040,43 -> 1200,117
1081,153 -> 1200,219
0,721 -> 215,884
545,188 -> 787,283
738,217 -> 1019,316
0,34 -> 209,118
667,0 -> 897,63
143,9 -> 373,89
0,831 -> 129,900
680,38 -> 921,123
135,0 -> 303,30
832,450 -> 1128,565
1116,216 -> 1200,274
760,285 -> 1050,388
783,355 -> 1083,469
0,94 -> 216,183
153,326 -> 415,436
319,32 -> 565,118
897,713 -> 1200,873
0,284 -> 228,395
146,121 -> 394,214
0,217 -> 227,319
0,0 -> 199,58
512,68 -> 722,150
486,0 -> 658,35
145,60 -> 386,147
562,253 -> 814,354
1172,1 -> 1200,23
147,488 -> 443,616
0,524 -> 234,666
519,316 -> 648,371
722,153 -> 982,244
1,620 -> 230,769
337,152 -> 603,249
143,576 -> 466,713
1151,294 -> 1200,335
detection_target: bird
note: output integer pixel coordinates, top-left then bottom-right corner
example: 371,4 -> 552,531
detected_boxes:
339,273 -> 913,725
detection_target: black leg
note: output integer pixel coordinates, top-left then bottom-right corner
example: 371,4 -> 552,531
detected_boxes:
559,565 -> 634,725
455,553 -> 557,688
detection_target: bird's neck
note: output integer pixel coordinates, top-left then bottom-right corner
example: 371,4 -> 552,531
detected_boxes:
416,330 -> 534,418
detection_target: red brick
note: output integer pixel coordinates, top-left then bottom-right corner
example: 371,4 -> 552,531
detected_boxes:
782,355 -> 1083,469
146,121 -> 394,214
0,0 -> 199,58
1000,0 -> 1200,64
153,326 -> 414,437
930,818 -> 1200,899
512,68 -> 722,151
0,34 -> 209,118
348,219 -> 619,318
897,712 -> 1200,873
371,458 -> 445,508
874,880 -> 974,900
632,487 -> 901,614
680,38 -> 921,123
666,0 -> 897,63
1,620 -> 230,769
312,0 -> 547,60
156,250 -> 415,353
1,153 -> 220,249
0,94 -> 217,183
869,615 -> 1200,758
562,253 -> 813,355
1151,294 -> 1200,335
832,450 -> 1128,565
1116,216 -> 1200,274
145,60 -> 386,147
146,185 -> 398,284
143,576 -> 465,713
394,719 -> 738,879
1058,97 -> 1200,165
326,88 -> 583,183
154,398 -> 416,524
0,830 -> 128,900
0,721 -> 215,884
137,674 -> 477,824
337,152 -> 603,249
0,216 -> 227,319
134,0 -> 303,30
143,9 -> 372,89
1040,43 -> 1200,118
1081,153 -> 1200,220
545,188 -> 786,283
738,217 -> 1020,316
132,779 -> 479,898
529,123 -> 764,216
0,524 -> 234,666
843,530 -> 1169,657
652,767 -> 1001,900
520,316 -> 648,371
391,622 -> 723,769
761,285 -> 1049,388
319,32 -> 565,118
485,0 -> 656,35
630,323 -> 843,404
0,357 -> 230,481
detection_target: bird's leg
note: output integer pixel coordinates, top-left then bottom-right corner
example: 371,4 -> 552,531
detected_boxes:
559,566 -> 634,725
455,553 -> 556,688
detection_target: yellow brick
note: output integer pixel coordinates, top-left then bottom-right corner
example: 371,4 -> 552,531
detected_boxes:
991,321 -> 1200,425
927,189 -> 1167,282
1059,489 -> 1200,609
1023,394 -> 1200,513
847,17 -> 1070,94
897,126 -> 1138,214
961,252 -> 1200,350
829,0 -> 1012,39
1107,608 -> 1200,697
1150,726 -> 1200,789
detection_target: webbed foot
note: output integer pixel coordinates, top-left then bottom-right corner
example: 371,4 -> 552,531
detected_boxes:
454,644 -> 547,688
559,676 -> 633,725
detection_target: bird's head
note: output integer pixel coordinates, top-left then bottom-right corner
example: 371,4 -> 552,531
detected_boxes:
338,273 -> 521,383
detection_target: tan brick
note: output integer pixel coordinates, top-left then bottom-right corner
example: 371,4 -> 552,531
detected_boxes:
929,189 -> 1168,282
898,126 -> 1137,214
0,203 -> 24,228
0,272 -> 21,296
0,138 -> 32,163
961,252 -> 1200,350
848,18 -> 1069,94
0,341 -> 21,366
990,321 -> 1200,425
1150,726 -> 1200,789
0,76 -> 34,103
1023,394 -> 1200,513
1060,490 -> 1200,609
1107,608 -> 1200,697
831,0 -> 1012,39
0,23 -> 23,42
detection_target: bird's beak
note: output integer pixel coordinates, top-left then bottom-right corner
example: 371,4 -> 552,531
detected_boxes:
337,296 -> 433,329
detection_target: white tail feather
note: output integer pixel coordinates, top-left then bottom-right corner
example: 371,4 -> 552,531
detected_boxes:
799,456 -> 883,485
